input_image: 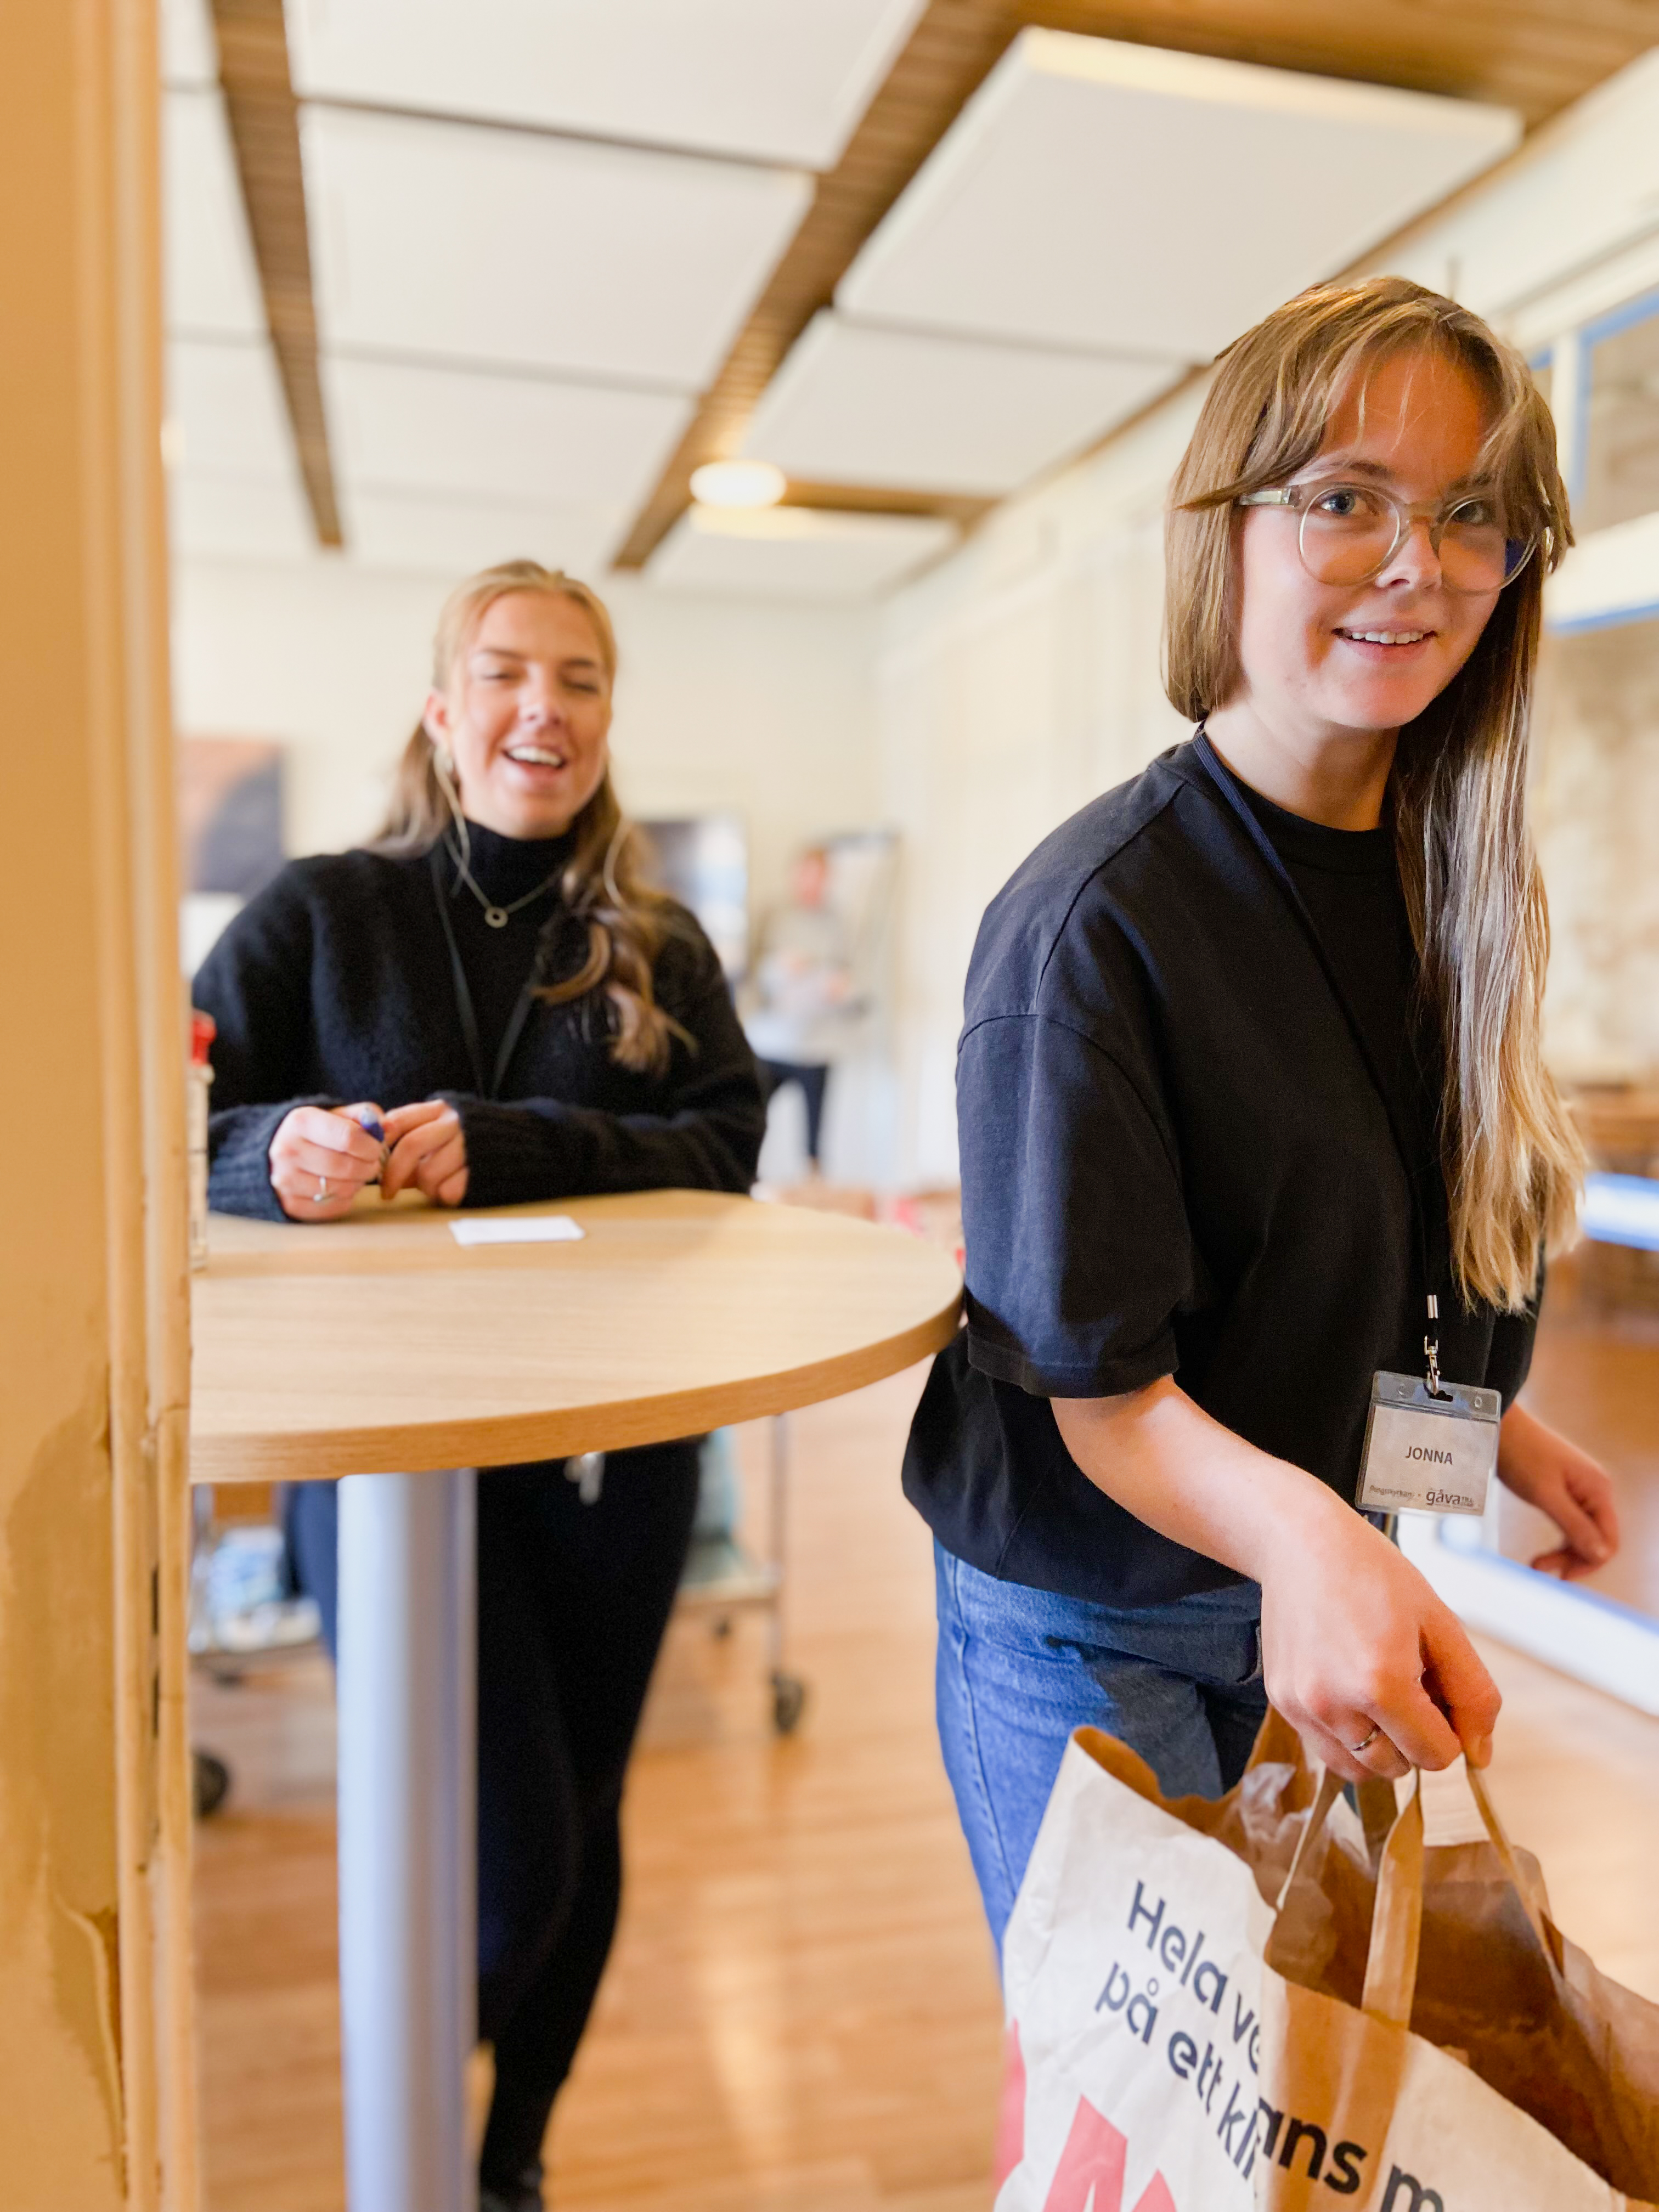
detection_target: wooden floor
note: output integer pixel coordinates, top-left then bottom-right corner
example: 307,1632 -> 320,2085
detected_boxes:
191,1357 -> 1659,2211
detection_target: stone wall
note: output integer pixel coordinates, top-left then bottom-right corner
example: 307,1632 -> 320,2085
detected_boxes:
1532,618 -> 1659,1083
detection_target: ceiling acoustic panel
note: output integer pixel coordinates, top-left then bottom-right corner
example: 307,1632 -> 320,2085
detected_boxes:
340,489 -> 624,580
742,312 -> 1181,496
322,356 -> 693,514
838,31 -> 1522,364
167,340 -> 296,481
303,105 -> 811,390
161,0 -> 217,89
288,0 -> 926,170
168,472 -> 316,563
650,504 -> 954,600
164,89 -> 267,340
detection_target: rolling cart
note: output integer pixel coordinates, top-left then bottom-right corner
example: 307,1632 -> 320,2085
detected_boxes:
675,1414 -> 808,1735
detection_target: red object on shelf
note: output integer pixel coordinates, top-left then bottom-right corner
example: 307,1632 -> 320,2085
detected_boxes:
190,1010 -> 217,1066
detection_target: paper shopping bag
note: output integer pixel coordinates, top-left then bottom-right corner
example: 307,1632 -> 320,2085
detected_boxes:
996,1710 -> 1316,2210
996,1711 -> 1659,2210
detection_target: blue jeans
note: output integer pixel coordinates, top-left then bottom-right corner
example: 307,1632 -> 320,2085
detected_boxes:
934,1543 -> 1268,1953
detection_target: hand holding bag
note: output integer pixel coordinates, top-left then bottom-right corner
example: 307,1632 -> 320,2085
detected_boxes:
996,1711 -> 1659,2210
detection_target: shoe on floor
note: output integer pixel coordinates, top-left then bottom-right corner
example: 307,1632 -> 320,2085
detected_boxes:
479,2163 -> 543,2212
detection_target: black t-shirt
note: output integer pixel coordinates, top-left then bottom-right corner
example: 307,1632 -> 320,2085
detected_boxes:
1233,778 -> 1446,1255
902,733 -> 1538,1607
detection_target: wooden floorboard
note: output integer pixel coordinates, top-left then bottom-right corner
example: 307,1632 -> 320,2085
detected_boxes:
191,1348 -> 1659,2209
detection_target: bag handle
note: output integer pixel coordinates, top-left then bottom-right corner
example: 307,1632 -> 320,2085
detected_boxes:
1275,1759 -> 1560,2030
1272,1764 -> 1345,1912
1359,1777 -> 1424,2028
1464,1760 -> 1559,1971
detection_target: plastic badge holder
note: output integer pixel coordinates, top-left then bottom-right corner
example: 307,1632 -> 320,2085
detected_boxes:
1356,1372 -> 1501,1517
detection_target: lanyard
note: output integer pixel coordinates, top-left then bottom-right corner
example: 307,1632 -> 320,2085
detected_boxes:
428,844 -> 543,1102
1190,730 -> 1449,1383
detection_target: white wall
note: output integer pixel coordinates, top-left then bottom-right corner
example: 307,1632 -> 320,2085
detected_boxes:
876,49 -> 1659,1187
876,407 -> 1196,1184
171,557 -> 881,921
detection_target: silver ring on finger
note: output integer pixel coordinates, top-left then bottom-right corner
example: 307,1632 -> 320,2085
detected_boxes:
1349,1723 -> 1383,1757
313,1174 -> 330,1204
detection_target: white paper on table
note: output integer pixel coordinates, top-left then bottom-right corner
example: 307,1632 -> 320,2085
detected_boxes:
449,1216 -> 585,1245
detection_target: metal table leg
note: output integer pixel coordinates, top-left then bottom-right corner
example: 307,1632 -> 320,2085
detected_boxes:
337,1469 -> 478,2212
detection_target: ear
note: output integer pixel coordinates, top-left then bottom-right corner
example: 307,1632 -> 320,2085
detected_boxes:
420,688 -> 452,748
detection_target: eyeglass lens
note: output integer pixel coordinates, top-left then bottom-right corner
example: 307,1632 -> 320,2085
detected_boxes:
1297,484 -> 1526,593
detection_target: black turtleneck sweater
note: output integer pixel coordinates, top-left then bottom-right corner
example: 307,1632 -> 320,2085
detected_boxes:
195,821 -> 766,1221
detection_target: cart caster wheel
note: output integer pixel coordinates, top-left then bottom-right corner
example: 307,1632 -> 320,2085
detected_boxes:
193,1749 -> 232,1820
770,1672 -> 807,1735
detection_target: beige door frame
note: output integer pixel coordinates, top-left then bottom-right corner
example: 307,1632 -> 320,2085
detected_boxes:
0,1 -> 197,2202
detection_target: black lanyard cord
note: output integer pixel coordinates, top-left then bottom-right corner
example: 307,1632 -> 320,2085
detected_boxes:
428,843 -> 544,1102
1190,730 -> 1450,1368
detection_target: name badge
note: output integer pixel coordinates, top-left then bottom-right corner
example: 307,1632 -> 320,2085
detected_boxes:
1356,1372 -> 1501,1517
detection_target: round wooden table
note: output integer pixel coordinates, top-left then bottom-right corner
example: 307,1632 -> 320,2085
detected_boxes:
191,1189 -> 962,2212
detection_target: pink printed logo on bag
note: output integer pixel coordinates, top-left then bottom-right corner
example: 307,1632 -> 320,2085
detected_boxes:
1041,2096 -> 1176,2212
1000,2025 -> 1176,2212
996,2023 -> 1027,2185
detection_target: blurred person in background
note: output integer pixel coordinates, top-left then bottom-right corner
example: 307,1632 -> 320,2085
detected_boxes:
745,842 -> 860,1175
193,560 -> 765,2210
904,279 -> 1621,1950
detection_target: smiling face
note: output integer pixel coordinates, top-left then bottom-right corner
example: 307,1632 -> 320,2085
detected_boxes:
1226,345 -> 1504,763
424,589 -> 613,839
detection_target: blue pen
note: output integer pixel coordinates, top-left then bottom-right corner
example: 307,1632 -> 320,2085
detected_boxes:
353,1107 -> 390,1178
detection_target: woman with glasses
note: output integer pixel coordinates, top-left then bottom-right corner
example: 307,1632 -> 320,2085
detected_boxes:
904,276 -> 1621,1948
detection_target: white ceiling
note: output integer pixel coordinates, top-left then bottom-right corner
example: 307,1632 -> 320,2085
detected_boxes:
339,488 -> 624,580
163,90 -> 265,339
169,472 -> 317,563
161,0 -> 216,89
286,0 -> 927,170
168,340 -> 295,478
651,505 -> 955,599
323,354 -> 692,515
838,30 -> 1522,361
162,10 -> 1528,600
303,104 -> 811,391
742,312 -> 1180,495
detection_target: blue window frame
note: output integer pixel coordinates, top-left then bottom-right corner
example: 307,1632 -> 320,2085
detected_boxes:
1575,286 -> 1659,529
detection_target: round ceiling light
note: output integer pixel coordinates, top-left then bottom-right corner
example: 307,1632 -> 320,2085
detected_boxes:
689,460 -> 787,509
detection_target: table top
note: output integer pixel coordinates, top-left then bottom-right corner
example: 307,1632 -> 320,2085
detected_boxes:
190,1190 -> 963,1483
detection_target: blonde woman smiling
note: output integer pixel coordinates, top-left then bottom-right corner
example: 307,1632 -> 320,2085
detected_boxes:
195,563 -> 764,2210
904,278 -> 1620,1948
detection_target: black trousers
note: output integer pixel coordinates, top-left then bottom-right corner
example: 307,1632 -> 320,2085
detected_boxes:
759,1058 -> 830,1164
285,1442 -> 701,2192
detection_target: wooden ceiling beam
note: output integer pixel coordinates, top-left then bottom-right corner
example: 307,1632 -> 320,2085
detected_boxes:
210,0 -> 343,548
613,0 -> 1659,572
782,479 -> 996,527
1015,2 -> 1659,123
611,0 -> 1018,568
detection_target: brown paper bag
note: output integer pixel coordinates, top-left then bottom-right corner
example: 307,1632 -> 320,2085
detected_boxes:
995,1710 -> 1659,2209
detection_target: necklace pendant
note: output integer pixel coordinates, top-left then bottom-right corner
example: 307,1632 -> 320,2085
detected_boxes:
484,905 -> 510,929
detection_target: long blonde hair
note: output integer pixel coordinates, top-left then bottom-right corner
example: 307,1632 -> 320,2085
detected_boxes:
1165,276 -> 1582,1310
375,560 -> 688,1076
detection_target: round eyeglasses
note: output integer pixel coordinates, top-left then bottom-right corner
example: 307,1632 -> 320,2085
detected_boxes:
1237,479 -> 1534,595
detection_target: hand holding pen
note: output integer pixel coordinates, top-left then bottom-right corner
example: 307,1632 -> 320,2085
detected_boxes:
267,1102 -> 388,1221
